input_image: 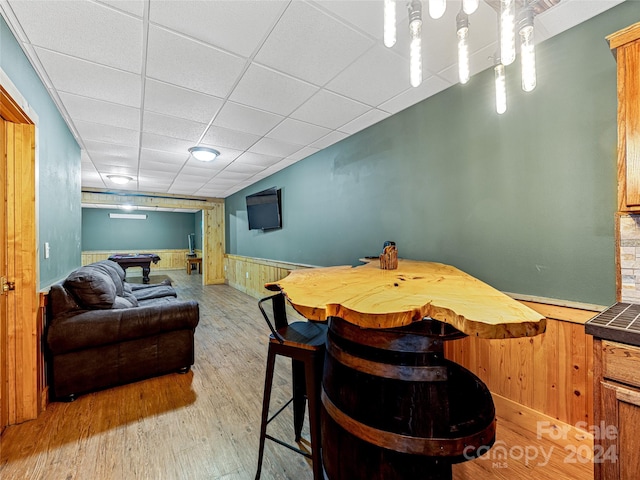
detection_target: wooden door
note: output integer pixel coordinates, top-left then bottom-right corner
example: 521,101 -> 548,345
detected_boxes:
0,117 -> 7,433
0,84 -> 38,427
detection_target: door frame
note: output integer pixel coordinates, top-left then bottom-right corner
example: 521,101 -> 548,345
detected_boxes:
1,78 -> 39,429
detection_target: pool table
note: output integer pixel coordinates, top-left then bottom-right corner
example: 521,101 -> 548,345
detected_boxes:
108,253 -> 161,283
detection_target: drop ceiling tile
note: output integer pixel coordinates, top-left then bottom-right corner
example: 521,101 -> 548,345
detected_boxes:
201,125 -> 261,151
84,140 -> 139,159
33,48 -> 141,107
74,120 -> 140,147
254,1 -> 374,86
291,89 -> 369,129
284,146 -> 320,163
378,75 -> 452,114
326,44 -> 409,106
141,132 -> 194,155
149,0 -> 287,58
89,155 -> 138,171
213,170 -> 254,181
139,149 -> 187,172
169,184 -> 206,195
267,118 -> 331,145
60,92 -> 140,131
8,0 -> 142,73
144,79 -> 224,124
94,162 -> 138,176
204,177 -> 242,187
229,64 -> 318,116
169,175 -> 208,187
213,101 -> 284,137
142,112 -> 208,142
311,0 -> 384,39
234,152 -> 281,167
339,109 -> 390,135
249,137 -> 301,157
310,131 -> 349,150
180,164 -> 225,178
146,25 -> 247,98
96,0 -> 145,18
536,0 -> 624,36
81,170 -> 106,188
224,162 -> 266,175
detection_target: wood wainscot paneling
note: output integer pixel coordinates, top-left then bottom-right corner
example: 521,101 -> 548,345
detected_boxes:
445,300 -> 600,460
224,254 -> 314,300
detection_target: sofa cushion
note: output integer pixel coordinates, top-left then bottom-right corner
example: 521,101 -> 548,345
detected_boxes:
132,284 -> 177,302
113,296 -> 137,309
64,267 -> 116,309
90,260 -> 126,296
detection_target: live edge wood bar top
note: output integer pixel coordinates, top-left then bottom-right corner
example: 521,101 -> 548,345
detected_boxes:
266,259 -> 546,339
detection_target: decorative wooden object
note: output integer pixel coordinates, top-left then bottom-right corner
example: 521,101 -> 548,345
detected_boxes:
266,259 -> 546,338
608,21 -> 640,211
379,244 -> 398,269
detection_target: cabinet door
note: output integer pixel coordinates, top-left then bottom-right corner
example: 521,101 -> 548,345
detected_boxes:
601,381 -> 640,480
622,40 -> 640,207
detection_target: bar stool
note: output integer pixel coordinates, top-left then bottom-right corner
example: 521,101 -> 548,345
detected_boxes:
255,292 -> 327,480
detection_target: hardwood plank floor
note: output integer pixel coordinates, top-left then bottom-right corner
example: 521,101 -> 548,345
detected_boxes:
0,271 -> 593,479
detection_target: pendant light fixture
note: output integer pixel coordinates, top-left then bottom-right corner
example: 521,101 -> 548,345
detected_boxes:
381,1 -> 541,113
384,0 -> 397,48
519,5 -> 536,92
500,0 -> 516,66
408,0 -> 423,88
462,0 -> 479,15
428,0 -> 446,19
456,9 -> 470,85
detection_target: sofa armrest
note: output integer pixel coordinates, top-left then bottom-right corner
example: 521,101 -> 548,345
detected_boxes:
47,300 -> 199,355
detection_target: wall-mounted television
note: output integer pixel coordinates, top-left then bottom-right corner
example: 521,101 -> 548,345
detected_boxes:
246,187 -> 281,231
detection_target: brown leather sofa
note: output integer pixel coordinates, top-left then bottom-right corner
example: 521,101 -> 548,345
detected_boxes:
46,260 -> 199,401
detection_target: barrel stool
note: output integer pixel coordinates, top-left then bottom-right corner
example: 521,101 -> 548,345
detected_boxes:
255,293 -> 328,480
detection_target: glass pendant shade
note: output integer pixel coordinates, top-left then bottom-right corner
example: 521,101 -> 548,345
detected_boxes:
500,0 -> 516,66
429,0 -> 446,19
408,1 -> 423,87
519,9 -> 536,92
457,11 -> 470,85
384,0 -> 396,47
462,0 -> 479,15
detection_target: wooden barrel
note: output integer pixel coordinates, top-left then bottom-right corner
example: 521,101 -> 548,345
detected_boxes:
321,317 -> 496,480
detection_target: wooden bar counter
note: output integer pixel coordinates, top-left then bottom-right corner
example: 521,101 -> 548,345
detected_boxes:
267,259 -> 546,480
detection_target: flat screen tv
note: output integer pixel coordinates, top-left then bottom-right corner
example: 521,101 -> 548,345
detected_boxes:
246,187 -> 281,231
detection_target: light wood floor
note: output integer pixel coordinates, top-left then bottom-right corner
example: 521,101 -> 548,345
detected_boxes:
0,270 -> 593,480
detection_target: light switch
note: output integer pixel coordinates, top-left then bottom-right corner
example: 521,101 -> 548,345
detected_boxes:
44,242 -> 50,259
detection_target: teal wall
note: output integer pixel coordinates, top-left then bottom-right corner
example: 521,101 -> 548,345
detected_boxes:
195,210 -> 203,250
82,209 -> 196,251
1,15 -> 81,288
225,2 -> 640,306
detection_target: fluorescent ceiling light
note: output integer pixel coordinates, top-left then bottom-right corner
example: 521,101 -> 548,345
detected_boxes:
109,213 -> 147,220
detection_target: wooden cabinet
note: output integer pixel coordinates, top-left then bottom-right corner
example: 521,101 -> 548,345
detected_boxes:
594,339 -> 640,479
609,22 -> 640,211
